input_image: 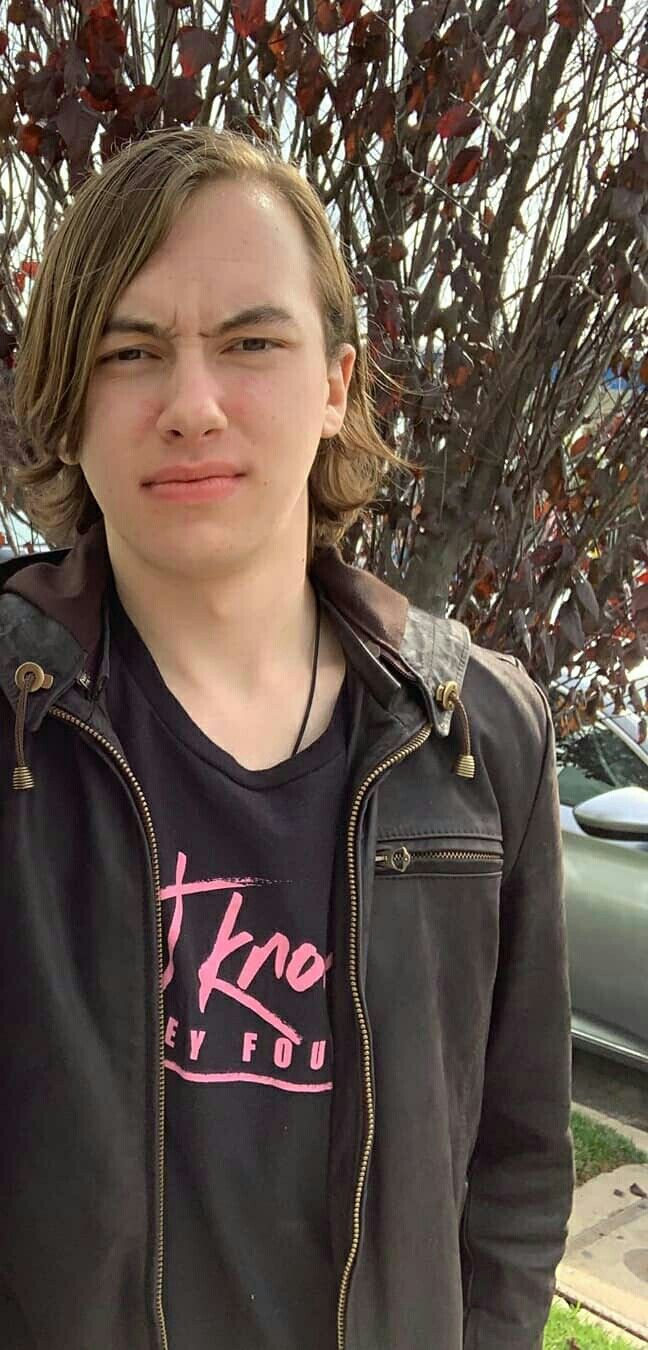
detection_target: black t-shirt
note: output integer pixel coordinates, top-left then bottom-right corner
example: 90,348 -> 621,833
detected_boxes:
105,578 -> 351,1349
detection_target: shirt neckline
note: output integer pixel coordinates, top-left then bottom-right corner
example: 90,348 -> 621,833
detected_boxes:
106,573 -> 350,790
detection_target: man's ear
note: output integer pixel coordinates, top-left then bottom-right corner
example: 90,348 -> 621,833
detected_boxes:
57,433 -> 73,466
321,344 -> 356,440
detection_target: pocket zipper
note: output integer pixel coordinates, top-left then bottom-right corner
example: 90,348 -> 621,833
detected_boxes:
375,845 -> 501,873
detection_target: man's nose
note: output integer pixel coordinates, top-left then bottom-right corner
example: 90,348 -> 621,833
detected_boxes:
156,351 -> 229,439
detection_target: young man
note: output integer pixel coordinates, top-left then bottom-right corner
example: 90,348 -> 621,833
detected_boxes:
0,127 -> 573,1350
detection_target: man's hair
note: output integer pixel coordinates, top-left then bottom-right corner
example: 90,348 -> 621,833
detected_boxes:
11,125 -> 414,561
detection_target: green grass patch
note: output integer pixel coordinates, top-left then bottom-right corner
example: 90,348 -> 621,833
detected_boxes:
545,1299 -> 640,1348
571,1110 -> 647,1185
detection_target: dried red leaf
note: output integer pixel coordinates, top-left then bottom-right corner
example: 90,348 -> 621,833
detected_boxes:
339,0 -> 361,21
367,86 -> 396,141
296,49 -> 326,117
17,120 -> 42,154
374,280 -> 402,344
554,0 -> 582,30
539,628 -> 556,675
163,75 -> 202,125
314,0 -> 343,35
115,83 -> 161,130
594,7 -> 623,53
176,27 -> 219,78
570,432 -> 591,457
0,30 -> 8,55
20,258 -> 39,278
609,348 -> 632,377
232,0 -> 266,39
344,115 -> 361,162
574,574 -> 599,621
553,102 -> 569,132
403,5 -> 437,62
542,452 -> 565,502
473,558 -> 497,600
559,595 -> 585,652
311,123 -> 333,155
455,39 -> 487,101
447,145 -> 481,187
8,0 -> 36,22
81,0 -> 118,17
444,340 -> 474,388
508,0 -> 547,40
333,62 -> 365,118
80,12 -> 126,72
350,11 -> 389,62
437,101 -> 480,139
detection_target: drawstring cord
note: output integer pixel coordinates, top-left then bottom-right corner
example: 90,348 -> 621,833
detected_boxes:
12,662 -> 54,790
11,664 -> 473,787
435,681 -> 475,779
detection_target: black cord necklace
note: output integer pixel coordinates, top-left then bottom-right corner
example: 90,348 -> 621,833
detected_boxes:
291,585 -> 321,756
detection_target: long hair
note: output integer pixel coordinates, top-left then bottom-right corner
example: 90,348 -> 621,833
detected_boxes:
11,125 -> 415,565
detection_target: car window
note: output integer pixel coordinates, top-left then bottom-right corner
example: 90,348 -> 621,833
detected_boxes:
555,720 -> 648,807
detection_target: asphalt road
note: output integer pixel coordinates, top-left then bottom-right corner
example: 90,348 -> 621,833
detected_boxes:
572,1047 -> 648,1134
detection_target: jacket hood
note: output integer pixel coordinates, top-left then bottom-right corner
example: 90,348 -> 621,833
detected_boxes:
0,520 -> 471,755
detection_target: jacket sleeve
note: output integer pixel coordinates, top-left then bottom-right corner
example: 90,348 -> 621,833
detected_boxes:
461,679 -> 575,1350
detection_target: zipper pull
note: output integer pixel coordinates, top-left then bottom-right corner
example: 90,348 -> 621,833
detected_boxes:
12,661 -> 54,790
375,845 -> 412,872
435,681 -> 475,779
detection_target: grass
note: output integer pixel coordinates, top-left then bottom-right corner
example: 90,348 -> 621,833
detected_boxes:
541,1111 -> 648,1345
571,1109 -> 647,1185
544,1300 -> 641,1349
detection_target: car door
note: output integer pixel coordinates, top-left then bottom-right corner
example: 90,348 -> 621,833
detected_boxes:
555,715 -> 648,1068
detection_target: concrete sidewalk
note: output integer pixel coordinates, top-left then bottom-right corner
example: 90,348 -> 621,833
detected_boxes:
554,1102 -> 648,1345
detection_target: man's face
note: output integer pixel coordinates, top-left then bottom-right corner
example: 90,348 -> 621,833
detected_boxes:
76,179 -> 356,579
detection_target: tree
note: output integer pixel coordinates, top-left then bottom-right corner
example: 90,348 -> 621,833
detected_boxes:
0,0 -> 646,732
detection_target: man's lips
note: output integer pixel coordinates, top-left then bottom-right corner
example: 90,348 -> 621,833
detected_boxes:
142,465 -> 246,504
143,462 -> 244,486
143,467 -> 243,488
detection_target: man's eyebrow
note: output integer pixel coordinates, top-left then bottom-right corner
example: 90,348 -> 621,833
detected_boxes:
101,304 -> 300,341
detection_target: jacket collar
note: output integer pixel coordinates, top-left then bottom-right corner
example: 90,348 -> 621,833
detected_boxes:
0,520 -> 470,740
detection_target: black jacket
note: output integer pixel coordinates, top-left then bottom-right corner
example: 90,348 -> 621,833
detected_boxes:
0,522 -> 574,1350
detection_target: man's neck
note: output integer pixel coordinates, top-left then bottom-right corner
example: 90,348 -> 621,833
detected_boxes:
106,529 -> 316,700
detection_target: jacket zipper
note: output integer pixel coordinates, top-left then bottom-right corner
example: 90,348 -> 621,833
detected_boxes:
375,846 -> 499,872
336,719 -> 432,1350
49,705 -> 169,1350
47,702 -> 433,1350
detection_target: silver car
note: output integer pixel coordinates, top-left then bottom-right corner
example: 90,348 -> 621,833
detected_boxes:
552,686 -> 648,1072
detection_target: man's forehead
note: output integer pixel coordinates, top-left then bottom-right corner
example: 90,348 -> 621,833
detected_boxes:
101,303 -> 304,341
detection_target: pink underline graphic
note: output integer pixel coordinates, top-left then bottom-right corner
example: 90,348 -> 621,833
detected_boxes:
165,1060 -> 333,1093
212,978 -> 301,1043
160,874 -> 260,902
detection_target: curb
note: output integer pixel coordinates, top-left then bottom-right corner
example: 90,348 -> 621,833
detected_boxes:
555,1281 -> 648,1345
556,1117 -> 648,1339
572,1102 -> 648,1156
550,1290 -> 648,1344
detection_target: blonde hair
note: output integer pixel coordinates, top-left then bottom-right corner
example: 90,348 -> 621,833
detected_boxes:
11,125 -> 415,564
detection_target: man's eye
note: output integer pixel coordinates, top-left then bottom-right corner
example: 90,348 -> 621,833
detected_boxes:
230,338 -> 278,352
102,338 -> 279,363
103,348 -> 149,363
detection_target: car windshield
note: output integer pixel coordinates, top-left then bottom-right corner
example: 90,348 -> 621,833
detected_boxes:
555,719 -> 648,807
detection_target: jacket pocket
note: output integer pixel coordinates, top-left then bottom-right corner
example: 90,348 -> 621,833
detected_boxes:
375,835 -> 503,878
